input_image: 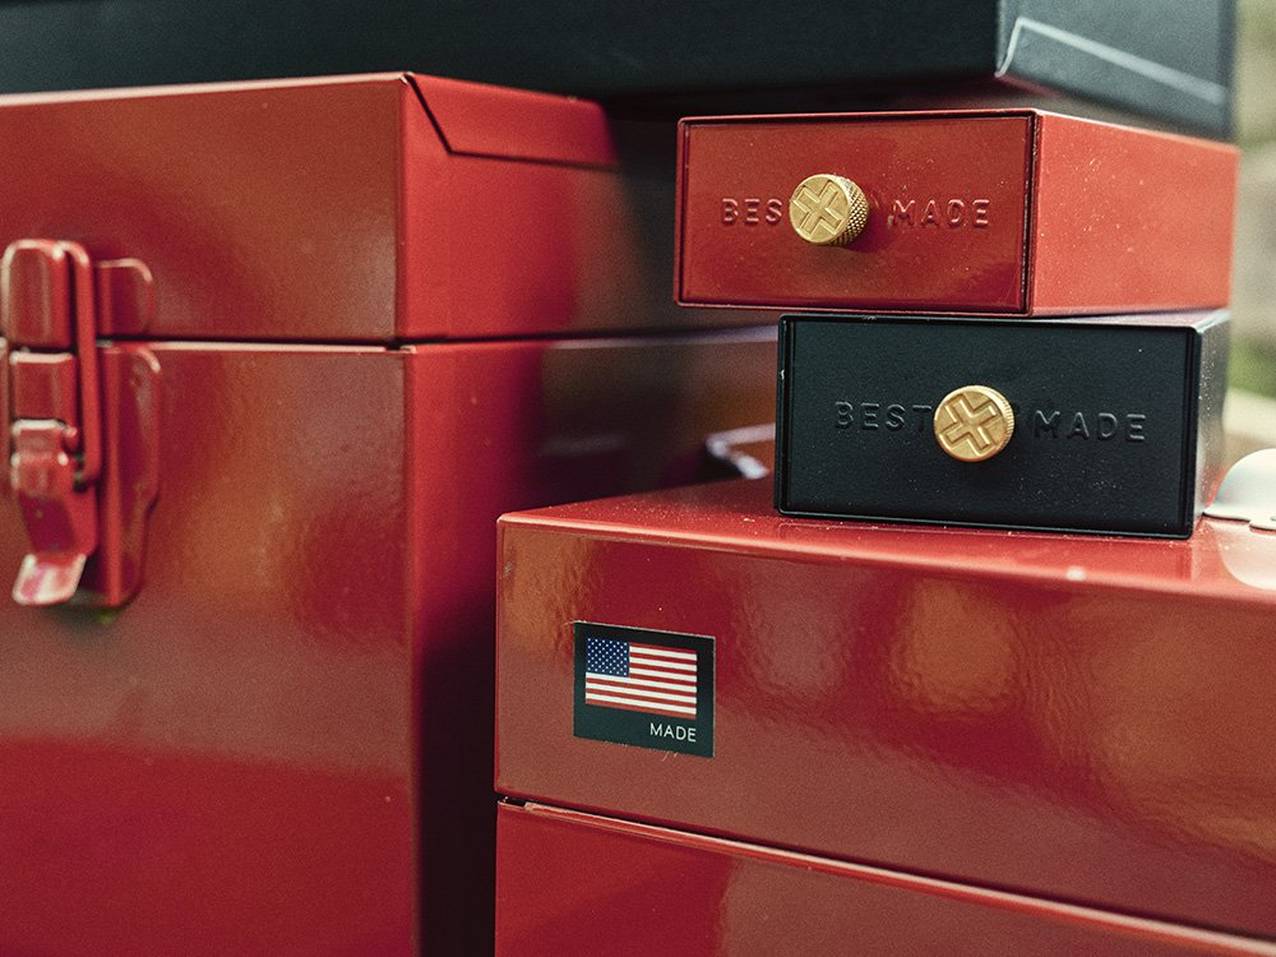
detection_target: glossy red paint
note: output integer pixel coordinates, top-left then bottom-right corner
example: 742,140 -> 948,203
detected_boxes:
496,479 -> 1276,938
0,74 -> 777,955
0,73 -> 759,342
0,332 -> 776,955
675,110 -> 1237,315
496,803 -> 1276,957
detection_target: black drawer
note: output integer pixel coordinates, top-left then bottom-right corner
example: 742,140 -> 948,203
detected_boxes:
775,314 -> 1228,537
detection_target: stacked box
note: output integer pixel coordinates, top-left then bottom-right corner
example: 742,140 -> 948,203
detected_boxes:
0,1 -> 1236,136
495,481 -> 1276,952
494,6 -> 1268,956
676,108 -> 1238,538
0,2 -> 1253,954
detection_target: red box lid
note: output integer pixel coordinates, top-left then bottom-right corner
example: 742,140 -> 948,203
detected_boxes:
0,74 -> 757,342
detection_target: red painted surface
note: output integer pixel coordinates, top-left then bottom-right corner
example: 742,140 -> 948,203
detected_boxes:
676,109 -> 1236,315
0,74 -> 778,955
496,803 -> 1276,956
496,479 -> 1276,938
0,73 -> 758,343
0,333 -> 775,955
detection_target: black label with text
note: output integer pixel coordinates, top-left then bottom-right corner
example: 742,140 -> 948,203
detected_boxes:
573,622 -> 714,757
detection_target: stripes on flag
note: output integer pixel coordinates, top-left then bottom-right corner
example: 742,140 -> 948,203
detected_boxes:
584,638 -> 698,720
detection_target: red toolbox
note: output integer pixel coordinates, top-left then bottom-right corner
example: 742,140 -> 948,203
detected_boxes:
0,75 -> 775,955
496,479 -> 1276,943
675,110 -> 1237,315
496,802 -> 1274,956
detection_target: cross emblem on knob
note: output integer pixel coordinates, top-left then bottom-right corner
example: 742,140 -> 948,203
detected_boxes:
788,174 -> 870,246
933,385 -> 1015,462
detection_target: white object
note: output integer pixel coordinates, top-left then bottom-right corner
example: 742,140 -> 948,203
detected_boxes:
1205,449 -> 1276,531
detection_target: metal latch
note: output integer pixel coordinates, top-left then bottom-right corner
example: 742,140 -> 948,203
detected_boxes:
2,239 -> 159,607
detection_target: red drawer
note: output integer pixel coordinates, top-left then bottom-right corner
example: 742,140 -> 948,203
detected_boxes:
675,110 -> 1237,315
497,803 -> 1274,956
496,479 -> 1276,939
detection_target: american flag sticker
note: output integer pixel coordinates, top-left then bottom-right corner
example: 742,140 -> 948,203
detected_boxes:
573,622 -> 714,757
585,639 -> 698,718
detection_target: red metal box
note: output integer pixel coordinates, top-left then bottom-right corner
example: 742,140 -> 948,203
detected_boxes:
496,802 -> 1275,956
0,75 -> 777,955
0,321 -> 776,957
675,110 -> 1237,315
496,479 -> 1276,939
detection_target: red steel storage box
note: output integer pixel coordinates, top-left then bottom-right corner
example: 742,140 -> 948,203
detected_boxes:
496,480 -> 1276,947
0,75 -> 775,954
675,110 -> 1237,315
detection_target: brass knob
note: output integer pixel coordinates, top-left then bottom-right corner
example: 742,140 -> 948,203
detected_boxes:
933,385 -> 1015,462
789,174 -> 869,246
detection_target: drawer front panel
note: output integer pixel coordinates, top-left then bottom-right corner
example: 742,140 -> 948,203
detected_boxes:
497,803 -> 1273,957
678,115 -> 1033,312
777,316 -> 1208,535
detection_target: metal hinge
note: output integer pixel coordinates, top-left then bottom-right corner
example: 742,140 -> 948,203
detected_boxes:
2,239 -> 160,607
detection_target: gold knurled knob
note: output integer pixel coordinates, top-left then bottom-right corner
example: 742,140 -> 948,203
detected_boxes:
788,174 -> 870,246
933,385 -> 1015,462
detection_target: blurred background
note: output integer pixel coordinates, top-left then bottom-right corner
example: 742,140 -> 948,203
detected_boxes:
1229,0 -> 1276,456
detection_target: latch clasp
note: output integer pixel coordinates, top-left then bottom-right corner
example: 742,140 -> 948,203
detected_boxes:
2,239 -> 158,607
9,420 -> 98,604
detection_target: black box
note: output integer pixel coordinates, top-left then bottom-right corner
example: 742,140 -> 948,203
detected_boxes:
0,0 -> 1233,136
775,313 -> 1229,538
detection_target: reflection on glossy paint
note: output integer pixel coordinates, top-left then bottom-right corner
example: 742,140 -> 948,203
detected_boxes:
1080,596 -> 1276,864
730,562 -> 853,705
1208,519 -> 1276,591
891,579 -> 1020,717
500,804 -> 1276,956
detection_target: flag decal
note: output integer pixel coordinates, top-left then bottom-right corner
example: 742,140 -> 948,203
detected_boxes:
573,622 -> 714,757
